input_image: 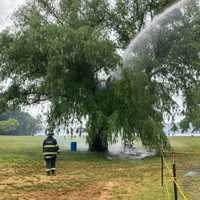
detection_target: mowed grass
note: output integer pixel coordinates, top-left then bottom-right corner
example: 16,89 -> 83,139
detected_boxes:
0,136 -> 200,200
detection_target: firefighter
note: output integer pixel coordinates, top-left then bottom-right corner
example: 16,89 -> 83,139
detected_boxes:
43,132 -> 60,176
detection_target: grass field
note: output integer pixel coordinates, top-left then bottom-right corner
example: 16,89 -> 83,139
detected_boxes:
0,136 -> 200,200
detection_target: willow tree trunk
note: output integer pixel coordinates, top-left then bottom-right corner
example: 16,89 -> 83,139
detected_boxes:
88,127 -> 108,152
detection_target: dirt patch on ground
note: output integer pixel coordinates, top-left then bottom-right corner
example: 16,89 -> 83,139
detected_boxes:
67,181 -> 105,200
4,180 -> 120,200
68,181 -> 120,200
15,190 -> 69,200
0,174 -> 66,190
98,181 -> 118,200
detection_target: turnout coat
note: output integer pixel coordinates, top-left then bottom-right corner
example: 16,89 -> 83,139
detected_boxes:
43,136 -> 59,159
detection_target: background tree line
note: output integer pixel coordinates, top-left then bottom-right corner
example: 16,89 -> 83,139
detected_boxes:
0,110 -> 42,135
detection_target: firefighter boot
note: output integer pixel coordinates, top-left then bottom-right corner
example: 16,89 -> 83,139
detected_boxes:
46,171 -> 51,176
51,170 -> 56,176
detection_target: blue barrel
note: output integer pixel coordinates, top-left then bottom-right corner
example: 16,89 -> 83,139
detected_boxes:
70,142 -> 77,152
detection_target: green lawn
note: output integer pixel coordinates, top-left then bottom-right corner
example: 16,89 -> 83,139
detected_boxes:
0,136 -> 200,199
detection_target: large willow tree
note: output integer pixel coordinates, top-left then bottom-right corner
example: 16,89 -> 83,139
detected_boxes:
2,0 -> 197,152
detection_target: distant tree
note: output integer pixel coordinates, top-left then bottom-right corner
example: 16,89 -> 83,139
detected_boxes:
0,110 -> 42,135
0,119 -> 18,134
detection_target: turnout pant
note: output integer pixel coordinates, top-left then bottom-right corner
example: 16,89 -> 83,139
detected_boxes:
45,157 -> 56,172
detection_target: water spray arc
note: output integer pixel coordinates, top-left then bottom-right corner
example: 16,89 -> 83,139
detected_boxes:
123,0 -> 190,65
110,0 -> 200,151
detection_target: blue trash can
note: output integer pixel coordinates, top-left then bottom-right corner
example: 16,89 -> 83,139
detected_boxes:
70,142 -> 77,152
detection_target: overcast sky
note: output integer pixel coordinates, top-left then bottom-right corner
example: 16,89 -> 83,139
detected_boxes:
0,0 -> 25,31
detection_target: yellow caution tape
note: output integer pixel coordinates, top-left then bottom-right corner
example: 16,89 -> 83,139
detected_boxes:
160,149 -> 188,200
165,181 -> 171,200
